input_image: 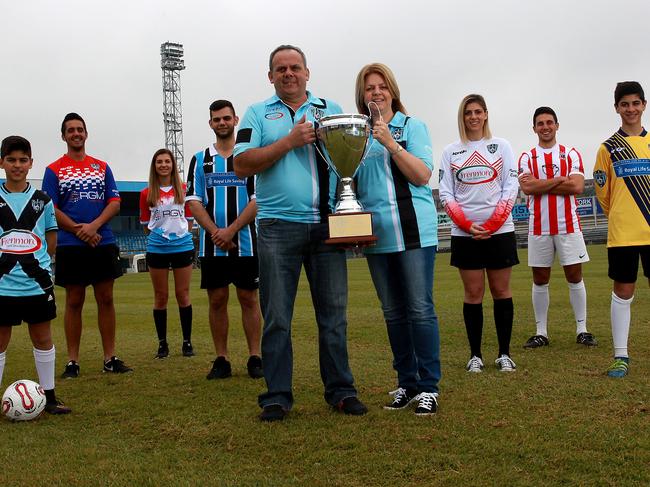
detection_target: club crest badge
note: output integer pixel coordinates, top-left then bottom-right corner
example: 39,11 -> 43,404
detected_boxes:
594,169 -> 607,187
391,128 -> 403,140
91,163 -> 100,170
487,144 -> 498,154
310,107 -> 323,121
31,199 -> 44,212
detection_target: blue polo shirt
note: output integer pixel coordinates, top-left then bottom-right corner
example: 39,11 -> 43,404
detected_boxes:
354,112 -> 438,254
234,92 -> 342,223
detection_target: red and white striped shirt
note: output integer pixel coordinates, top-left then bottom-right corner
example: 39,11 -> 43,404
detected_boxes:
518,144 -> 583,235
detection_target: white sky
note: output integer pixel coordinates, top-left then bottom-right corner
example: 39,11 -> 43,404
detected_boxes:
2,0 -> 648,185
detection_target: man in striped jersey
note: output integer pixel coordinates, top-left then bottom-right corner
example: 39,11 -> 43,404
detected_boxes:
186,100 -> 263,381
518,106 -> 597,349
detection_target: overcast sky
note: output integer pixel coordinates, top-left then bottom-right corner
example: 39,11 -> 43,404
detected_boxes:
2,0 -> 647,185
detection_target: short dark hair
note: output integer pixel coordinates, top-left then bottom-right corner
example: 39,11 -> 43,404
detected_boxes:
533,106 -> 558,125
614,81 -> 645,106
1,135 -> 31,158
268,44 -> 307,71
209,100 -> 235,116
61,112 -> 87,136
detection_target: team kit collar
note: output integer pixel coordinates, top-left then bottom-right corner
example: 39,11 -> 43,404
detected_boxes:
387,111 -> 407,128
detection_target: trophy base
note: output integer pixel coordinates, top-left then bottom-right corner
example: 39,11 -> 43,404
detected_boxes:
325,212 -> 378,246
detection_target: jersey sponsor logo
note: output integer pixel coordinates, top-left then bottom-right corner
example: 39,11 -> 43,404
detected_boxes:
205,172 -> 247,188
544,163 -> 560,176
613,159 -> 650,178
508,168 -> 518,178
70,190 -> 104,202
152,208 -> 184,221
455,165 -> 498,185
265,112 -> 284,120
487,143 -> 498,154
451,149 -> 467,156
0,229 -> 42,254
593,169 -> 607,187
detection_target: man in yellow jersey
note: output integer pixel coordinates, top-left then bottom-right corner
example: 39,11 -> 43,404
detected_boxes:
593,81 -> 650,377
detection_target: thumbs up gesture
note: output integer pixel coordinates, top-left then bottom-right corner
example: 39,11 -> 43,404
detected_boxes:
287,114 -> 316,148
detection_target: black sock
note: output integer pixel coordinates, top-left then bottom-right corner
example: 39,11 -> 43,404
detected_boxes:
179,305 -> 192,342
494,297 -> 514,356
153,309 -> 167,343
45,389 -> 56,404
463,302 -> 483,359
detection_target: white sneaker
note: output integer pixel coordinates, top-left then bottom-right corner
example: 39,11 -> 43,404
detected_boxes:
466,355 -> 484,373
495,354 -> 516,372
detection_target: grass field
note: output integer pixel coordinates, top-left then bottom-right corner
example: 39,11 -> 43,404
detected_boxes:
1,244 -> 649,486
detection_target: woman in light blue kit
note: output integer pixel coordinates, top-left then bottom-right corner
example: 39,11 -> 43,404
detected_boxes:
354,63 -> 440,416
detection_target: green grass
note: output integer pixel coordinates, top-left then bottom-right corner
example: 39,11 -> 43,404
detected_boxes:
1,244 -> 649,486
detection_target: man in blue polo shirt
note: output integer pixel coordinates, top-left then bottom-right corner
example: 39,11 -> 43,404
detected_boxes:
234,44 -> 366,421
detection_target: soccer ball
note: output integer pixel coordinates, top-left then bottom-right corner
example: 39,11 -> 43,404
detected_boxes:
2,380 -> 46,421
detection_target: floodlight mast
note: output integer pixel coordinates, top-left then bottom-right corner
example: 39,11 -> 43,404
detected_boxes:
161,42 -> 186,178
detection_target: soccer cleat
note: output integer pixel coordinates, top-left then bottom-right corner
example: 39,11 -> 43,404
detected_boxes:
155,342 -> 169,359
383,387 -> 418,410
103,356 -> 133,374
44,399 -> 72,415
576,332 -> 598,347
61,360 -> 80,379
495,354 -> 517,372
414,392 -> 438,416
206,356 -> 232,380
606,357 -> 629,378
523,334 -> 549,349
182,341 -> 195,357
466,355 -> 484,373
259,404 -> 287,422
336,396 -> 368,416
247,355 -> 264,379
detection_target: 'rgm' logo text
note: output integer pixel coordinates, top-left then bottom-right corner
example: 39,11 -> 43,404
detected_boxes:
0,230 -> 42,254
455,165 -> 498,185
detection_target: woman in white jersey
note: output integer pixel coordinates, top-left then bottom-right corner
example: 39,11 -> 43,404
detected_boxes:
140,149 -> 195,359
353,63 -> 440,415
439,94 -> 519,373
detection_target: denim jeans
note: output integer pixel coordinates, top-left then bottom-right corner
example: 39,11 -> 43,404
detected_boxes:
257,219 -> 357,410
366,246 -> 441,393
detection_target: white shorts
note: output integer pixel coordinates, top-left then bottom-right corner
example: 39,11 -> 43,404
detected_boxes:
527,233 -> 589,268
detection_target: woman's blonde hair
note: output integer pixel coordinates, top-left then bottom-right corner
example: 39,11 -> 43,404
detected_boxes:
147,148 -> 184,207
457,94 -> 492,144
355,63 -> 407,116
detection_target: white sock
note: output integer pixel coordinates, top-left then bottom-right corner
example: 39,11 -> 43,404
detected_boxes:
568,280 -> 587,335
532,283 -> 549,337
33,346 -> 55,391
611,292 -> 633,358
0,351 -> 6,386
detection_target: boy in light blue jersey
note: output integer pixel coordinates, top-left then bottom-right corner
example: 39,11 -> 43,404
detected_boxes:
0,135 -> 71,415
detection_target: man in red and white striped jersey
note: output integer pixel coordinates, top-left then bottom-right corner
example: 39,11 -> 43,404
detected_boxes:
518,106 -> 597,349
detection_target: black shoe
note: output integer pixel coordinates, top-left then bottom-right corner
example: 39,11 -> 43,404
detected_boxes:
61,361 -> 80,379
523,335 -> 549,349
206,356 -> 232,380
336,396 -> 368,416
577,332 -> 597,347
44,399 -> 72,415
182,341 -> 195,357
103,356 -> 133,374
155,342 -> 169,359
383,387 -> 418,410
259,404 -> 287,422
414,392 -> 438,416
247,355 -> 264,379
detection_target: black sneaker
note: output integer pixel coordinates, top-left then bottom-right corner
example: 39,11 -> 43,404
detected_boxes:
155,342 -> 169,359
577,332 -> 598,347
44,399 -> 72,415
206,356 -> 232,380
61,361 -> 80,379
182,341 -> 195,357
414,392 -> 438,416
523,334 -> 549,349
247,355 -> 264,379
383,387 -> 418,410
336,396 -> 368,416
103,356 -> 133,374
259,404 -> 287,422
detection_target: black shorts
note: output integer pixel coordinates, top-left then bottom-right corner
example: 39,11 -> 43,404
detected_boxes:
450,232 -> 519,270
146,250 -> 195,269
608,245 -> 650,283
199,256 -> 259,290
55,244 -> 123,287
0,289 -> 56,326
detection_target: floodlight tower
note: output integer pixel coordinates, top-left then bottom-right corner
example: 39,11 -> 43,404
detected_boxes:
160,42 -> 186,177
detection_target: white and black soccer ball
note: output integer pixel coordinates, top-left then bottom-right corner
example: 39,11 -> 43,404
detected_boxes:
2,380 -> 46,421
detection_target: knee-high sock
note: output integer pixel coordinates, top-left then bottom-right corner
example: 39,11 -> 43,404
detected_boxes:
611,292 -> 633,358
494,298 -> 514,356
33,346 -> 55,391
532,283 -> 549,337
179,305 -> 192,342
568,280 -> 587,335
0,351 -> 6,386
153,309 -> 167,342
463,302 -> 483,358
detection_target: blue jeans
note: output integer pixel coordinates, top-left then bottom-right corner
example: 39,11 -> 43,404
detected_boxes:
257,219 -> 357,410
366,246 -> 441,393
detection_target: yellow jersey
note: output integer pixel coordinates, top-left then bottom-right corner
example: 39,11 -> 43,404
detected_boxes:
594,128 -> 650,247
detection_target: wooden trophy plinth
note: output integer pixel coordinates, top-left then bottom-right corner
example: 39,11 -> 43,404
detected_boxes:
325,212 -> 378,246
